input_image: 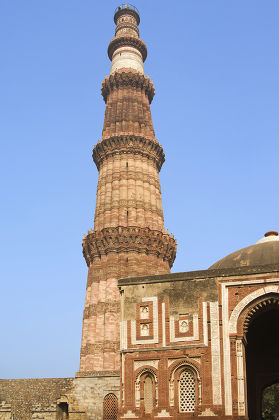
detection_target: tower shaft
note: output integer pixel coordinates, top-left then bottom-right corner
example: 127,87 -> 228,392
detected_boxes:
79,5 -> 176,374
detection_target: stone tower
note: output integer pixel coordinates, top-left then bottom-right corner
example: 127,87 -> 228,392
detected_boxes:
79,4 -> 176,378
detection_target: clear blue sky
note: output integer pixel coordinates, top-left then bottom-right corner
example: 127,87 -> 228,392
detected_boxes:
1,0 -> 278,378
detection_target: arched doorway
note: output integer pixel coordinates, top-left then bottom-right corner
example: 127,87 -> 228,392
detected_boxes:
57,402 -> 69,419
245,297 -> 279,420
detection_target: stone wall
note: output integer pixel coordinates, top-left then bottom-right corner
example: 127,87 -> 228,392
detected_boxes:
71,376 -> 120,419
0,376 -> 120,420
0,378 -> 73,420
0,400 -> 11,420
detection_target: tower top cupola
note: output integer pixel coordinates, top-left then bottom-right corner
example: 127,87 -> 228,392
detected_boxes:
114,4 -> 140,25
108,4 -> 147,74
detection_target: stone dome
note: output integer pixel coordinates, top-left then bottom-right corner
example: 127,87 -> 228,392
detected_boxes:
209,231 -> 279,269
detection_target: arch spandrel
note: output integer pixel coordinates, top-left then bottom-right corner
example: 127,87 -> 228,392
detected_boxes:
228,285 -> 279,335
167,359 -> 201,411
134,368 -> 158,412
167,358 -> 201,381
134,366 -> 158,382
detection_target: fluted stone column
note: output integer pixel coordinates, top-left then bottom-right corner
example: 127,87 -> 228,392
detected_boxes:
78,4 -> 176,376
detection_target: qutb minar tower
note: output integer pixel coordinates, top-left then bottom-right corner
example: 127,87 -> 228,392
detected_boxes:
79,4 -> 176,376
78,2 -> 176,413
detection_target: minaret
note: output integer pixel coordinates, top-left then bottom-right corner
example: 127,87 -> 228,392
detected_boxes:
79,4 -> 176,376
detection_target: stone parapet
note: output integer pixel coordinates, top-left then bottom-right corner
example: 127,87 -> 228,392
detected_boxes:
101,70 -> 154,104
83,226 -> 177,269
93,135 -> 165,171
76,371 -> 120,378
114,6 -> 140,25
118,263 -> 279,286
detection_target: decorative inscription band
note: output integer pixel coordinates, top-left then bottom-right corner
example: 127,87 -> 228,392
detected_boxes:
83,302 -> 120,319
80,341 -> 120,356
101,69 -> 154,103
76,370 -> 120,377
83,226 -> 177,268
93,135 -> 165,171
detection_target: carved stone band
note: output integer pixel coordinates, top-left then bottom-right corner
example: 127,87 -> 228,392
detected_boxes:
83,302 -> 120,320
108,36 -> 147,62
101,69 -> 154,103
76,370 -> 120,377
83,226 -> 177,268
93,135 -> 165,171
80,341 -> 120,356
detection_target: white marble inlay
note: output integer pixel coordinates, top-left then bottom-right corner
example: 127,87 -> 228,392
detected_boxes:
134,360 -> 159,370
221,283 -> 232,416
162,302 -> 166,347
140,305 -> 149,319
210,301 -> 222,405
111,46 -> 144,74
140,323 -> 149,336
155,409 -> 171,417
120,320 -> 127,350
170,314 -> 199,342
122,354 -> 125,405
131,297 -> 159,345
123,410 -> 138,418
199,408 -> 216,416
179,319 -> 189,333
135,380 -> 140,409
202,302 -> 208,346
236,339 -> 246,416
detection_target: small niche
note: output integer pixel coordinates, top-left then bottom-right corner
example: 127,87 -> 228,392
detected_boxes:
57,402 -> 69,420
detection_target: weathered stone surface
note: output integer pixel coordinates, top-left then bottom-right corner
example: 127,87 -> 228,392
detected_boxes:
0,376 -> 121,420
0,378 -> 73,420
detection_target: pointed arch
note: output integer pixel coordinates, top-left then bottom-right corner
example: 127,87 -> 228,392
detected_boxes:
135,368 -> 158,413
168,360 -> 201,413
229,285 -> 279,335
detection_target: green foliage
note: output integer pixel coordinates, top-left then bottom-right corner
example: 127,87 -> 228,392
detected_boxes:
262,383 -> 279,419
